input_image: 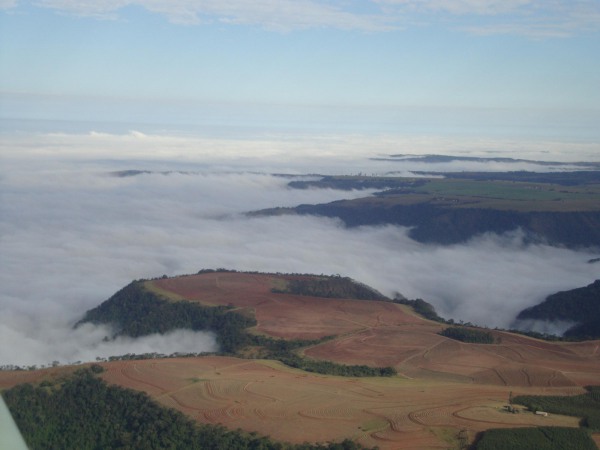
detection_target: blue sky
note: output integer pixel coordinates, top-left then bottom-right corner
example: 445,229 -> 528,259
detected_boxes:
1,0 -> 599,137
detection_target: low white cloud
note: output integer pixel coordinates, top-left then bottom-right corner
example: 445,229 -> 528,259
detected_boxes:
0,0 -> 18,9
0,322 -> 217,367
2,131 -> 597,175
379,0 -> 600,37
511,319 -> 576,336
375,0 -> 533,16
1,133 -> 598,367
25,0 -> 600,37
34,0 -> 395,31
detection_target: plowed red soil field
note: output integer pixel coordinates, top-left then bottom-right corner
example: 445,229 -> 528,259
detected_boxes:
2,272 -> 599,449
97,356 -> 586,449
151,272 -> 600,388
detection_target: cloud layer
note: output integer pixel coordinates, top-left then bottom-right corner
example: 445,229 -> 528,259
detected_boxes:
1,131 -> 598,367
4,0 -> 599,36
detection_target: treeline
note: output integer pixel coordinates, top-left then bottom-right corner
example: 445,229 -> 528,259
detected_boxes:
393,297 -> 445,322
272,276 -> 388,301
513,386 -> 600,430
504,328 -> 565,342
276,356 -> 396,377
439,327 -> 495,344
2,368 -> 373,450
248,334 -> 396,377
516,280 -> 600,340
275,199 -> 600,248
475,427 -> 598,450
77,281 -> 255,353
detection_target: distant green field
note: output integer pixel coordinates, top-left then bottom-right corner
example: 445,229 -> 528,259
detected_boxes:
319,175 -> 600,211
267,174 -> 600,246
415,179 -> 600,202
284,174 -> 600,211
408,179 -> 600,211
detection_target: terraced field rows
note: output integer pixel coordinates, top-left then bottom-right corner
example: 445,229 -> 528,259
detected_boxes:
93,357 -> 592,449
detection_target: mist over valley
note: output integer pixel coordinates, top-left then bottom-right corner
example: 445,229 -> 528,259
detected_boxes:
1,130 -> 599,367
3,3 -> 600,447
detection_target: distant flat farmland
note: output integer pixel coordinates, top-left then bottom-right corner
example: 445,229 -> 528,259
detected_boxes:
411,178 -> 600,211
254,175 -> 600,246
282,174 -> 600,212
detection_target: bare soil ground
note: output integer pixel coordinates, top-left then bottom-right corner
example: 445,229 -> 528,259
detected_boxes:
95,358 -> 587,449
152,272 -> 600,388
0,357 -> 586,450
3,272 -> 599,450
151,272 -> 425,340
150,272 -> 600,448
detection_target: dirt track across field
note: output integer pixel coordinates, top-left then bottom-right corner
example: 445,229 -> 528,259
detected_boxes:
152,272 -> 600,388
98,357 -> 583,449
3,272 -> 599,449
148,272 -> 600,448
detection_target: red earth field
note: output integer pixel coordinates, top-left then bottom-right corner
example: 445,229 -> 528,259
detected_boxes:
2,271 -> 599,449
151,272 -> 600,388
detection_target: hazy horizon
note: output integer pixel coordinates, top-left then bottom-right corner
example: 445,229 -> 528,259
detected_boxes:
1,127 -> 599,367
1,0 -> 599,367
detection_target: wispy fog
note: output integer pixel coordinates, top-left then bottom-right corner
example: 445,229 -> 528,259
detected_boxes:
1,131 -> 598,366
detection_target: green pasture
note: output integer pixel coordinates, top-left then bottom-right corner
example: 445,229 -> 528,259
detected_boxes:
405,179 -> 600,211
416,179 -> 598,201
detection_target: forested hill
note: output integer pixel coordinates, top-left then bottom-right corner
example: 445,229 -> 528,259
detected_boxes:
273,275 -> 388,301
516,280 -> 600,339
256,200 -> 600,247
76,275 -> 398,377
252,174 -> 600,248
77,281 -> 255,353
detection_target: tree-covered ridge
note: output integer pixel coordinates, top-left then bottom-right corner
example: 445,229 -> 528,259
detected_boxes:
393,297 -> 445,322
517,280 -> 600,340
273,275 -> 388,301
267,202 -> 600,247
77,281 -> 255,353
252,172 -> 600,248
439,327 -> 495,344
2,368 -> 373,450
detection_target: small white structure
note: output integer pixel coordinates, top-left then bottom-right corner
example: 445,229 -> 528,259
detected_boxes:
535,411 -> 548,417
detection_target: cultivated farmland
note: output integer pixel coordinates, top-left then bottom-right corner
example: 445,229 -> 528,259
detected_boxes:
2,271 -> 599,449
